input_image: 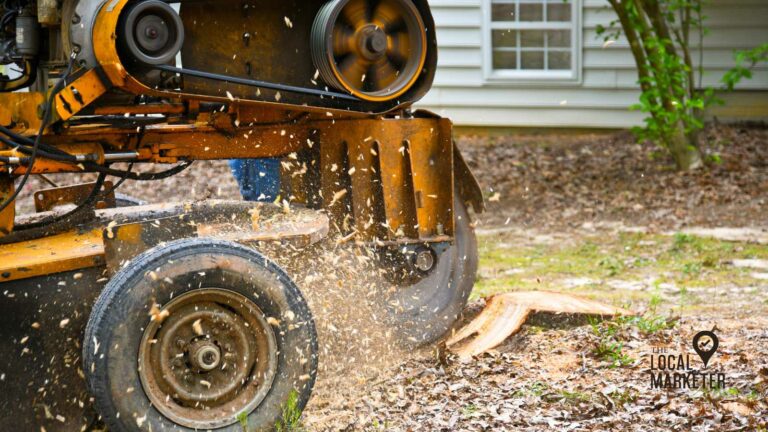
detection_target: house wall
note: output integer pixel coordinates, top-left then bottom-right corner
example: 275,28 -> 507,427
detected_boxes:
419,0 -> 768,128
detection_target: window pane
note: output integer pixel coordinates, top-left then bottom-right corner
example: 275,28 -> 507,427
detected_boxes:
491,4 -> 516,21
520,30 -> 544,48
519,1 -> 544,21
490,0 -> 576,75
546,2 -> 572,22
521,50 -> 544,69
547,30 -> 571,48
493,51 -> 518,69
492,29 -> 517,47
548,51 -> 571,69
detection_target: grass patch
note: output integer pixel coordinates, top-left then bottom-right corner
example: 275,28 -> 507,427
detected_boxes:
589,312 -> 677,368
512,381 -> 549,398
275,390 -> 304,432
608,388 -> 638,407
473,230 -> 768,312
240,389 -> 304,432
543,389 -> 594,404
461,404 -> 479,417
592,335 -> 634,368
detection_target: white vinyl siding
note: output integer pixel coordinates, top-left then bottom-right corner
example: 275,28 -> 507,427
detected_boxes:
420,0 -> 768,128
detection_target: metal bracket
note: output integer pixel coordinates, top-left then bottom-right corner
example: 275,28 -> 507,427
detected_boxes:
34,181 -> 116,213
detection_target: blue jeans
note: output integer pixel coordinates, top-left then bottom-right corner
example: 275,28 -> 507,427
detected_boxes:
228,159 -> 281,202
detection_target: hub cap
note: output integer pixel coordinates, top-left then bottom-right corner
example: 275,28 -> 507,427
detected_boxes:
138,289 -> 277,429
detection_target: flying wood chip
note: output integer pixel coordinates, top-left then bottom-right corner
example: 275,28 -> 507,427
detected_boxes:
447,291 -> 634,360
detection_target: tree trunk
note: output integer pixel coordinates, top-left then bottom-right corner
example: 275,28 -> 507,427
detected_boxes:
666,122 -> 703,170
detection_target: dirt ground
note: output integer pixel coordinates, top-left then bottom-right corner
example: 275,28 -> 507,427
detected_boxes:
301,125 -> 768,432
20,124 -> 768,430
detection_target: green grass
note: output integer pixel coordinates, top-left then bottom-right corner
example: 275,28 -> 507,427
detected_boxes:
473,230 -> 768,312
556,390 -> 592,403
607,388 -> 638,407
512,381 -> 549,398
239,389 -> 304,432
588,313 -> 677,368
275,390 -> 304,432
461,404 -> 479,417
590,320 -> 635,368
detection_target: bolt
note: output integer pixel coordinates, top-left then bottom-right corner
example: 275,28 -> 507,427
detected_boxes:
72,14 -> 81,25
414,249 -> 435,272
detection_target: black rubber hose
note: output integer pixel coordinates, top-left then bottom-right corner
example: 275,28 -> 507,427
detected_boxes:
0,133 -> 194,181
15,172 -> 108,231
0,60 -> 66,216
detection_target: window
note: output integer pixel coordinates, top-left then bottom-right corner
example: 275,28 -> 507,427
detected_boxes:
484,0 -> 580,82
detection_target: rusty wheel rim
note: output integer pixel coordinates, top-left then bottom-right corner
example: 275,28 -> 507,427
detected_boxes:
138,289 -> 277,429
312,0 -> 427,102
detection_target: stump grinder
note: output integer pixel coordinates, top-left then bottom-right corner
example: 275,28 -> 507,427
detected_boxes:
0,0 -> 484,430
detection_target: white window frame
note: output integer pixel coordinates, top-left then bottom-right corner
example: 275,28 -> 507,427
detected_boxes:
482,0 -> 582,84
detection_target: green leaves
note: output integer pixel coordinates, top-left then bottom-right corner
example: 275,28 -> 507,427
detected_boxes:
606,1 -> 765,169
722,43 -> 768,91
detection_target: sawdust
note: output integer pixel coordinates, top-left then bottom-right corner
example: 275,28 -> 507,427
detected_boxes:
266,238 -> 419,430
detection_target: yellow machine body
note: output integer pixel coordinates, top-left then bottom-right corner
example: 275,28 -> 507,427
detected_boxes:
0,0 -> 483,429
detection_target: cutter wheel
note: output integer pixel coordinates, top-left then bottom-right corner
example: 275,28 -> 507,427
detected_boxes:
84,238 -> 318,431
311,0 -> 428,102
384,191 -> 479,345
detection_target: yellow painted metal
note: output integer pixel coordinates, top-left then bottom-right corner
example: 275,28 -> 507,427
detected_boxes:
54,69 -> 112,121
0,92 -> 46,133
0,0 -> 456,255
407,125 -> 454,238
314,116 -> 454,242
347,138 -> 387,240
378,137 -> 418,239
0,229 -> 105,282
0,176 -> 15,236
0,202 -> 332,283
34,181 -> 116,212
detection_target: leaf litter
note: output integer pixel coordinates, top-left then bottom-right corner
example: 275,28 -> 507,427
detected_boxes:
10,124 -> 767,431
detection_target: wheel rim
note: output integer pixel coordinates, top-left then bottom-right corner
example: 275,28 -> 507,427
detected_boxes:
312,0 -> 428,102
138,289 -> 278,429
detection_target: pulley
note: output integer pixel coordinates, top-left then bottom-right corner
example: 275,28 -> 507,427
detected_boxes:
117,0 -> 184,66
311,0 -> 427,102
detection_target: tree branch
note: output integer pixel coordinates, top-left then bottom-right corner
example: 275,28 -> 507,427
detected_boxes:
607,0 -> 658,109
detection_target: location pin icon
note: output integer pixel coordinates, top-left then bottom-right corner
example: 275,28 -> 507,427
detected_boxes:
692,330 -> 719,368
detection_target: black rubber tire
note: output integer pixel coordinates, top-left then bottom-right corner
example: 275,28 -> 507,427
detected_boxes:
388,195 -> 478,345
83,238 -> 318,432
